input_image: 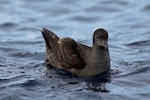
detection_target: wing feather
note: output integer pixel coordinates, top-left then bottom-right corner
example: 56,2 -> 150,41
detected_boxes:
57,38 -> 86,69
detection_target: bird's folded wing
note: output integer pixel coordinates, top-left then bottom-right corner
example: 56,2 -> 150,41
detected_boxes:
57,38 -> 86,69
42,28 -> 60,54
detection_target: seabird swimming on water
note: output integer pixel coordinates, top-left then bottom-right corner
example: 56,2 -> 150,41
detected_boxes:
41,28 -> 110,78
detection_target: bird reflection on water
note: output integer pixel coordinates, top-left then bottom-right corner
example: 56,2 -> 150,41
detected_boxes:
45,63 -> 111,92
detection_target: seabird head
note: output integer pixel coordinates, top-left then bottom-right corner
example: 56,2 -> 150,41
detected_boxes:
93,28 -> 108,48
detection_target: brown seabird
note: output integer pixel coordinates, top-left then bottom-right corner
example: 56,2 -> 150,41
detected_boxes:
42,28 -> 110,78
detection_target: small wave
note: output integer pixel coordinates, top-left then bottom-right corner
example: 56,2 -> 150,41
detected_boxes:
0,47 -> 18,52
130,66 -> 150,74
46,7 -> 72,17
21,80 -> 40,87
0,22 -> 18,28
126,40 -> 150,46
0,41 -> 43,45
85,6 -> 120,12
9,51 -> 39,58
70,16 -> 98,22
7,51 -> 46,61
0,44 -> 45,59
0,95 -> 22,100
141,4 -> 150,13
0,47 -> 34,58
101,0 -> 128,5
0,78 -> 9,83
114,60 -> 150,77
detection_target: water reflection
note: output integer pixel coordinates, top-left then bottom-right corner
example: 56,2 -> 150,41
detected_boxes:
46,64 -> 111,92
86,73 -> 111,92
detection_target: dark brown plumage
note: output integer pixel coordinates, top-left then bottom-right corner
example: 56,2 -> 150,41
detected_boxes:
42,28 -> 110,78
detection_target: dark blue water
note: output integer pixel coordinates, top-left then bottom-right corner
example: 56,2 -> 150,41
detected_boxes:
0,0 -> 150,100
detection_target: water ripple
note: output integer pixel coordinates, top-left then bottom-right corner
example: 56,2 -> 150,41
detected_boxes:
0,22 -> 18,29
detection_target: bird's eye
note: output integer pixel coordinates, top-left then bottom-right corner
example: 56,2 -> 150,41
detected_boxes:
96,36 -> 99,39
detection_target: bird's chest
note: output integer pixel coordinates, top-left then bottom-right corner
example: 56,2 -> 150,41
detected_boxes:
88,52 -> 109,68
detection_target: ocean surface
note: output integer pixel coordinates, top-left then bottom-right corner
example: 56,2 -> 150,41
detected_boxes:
0,0 -> 150,100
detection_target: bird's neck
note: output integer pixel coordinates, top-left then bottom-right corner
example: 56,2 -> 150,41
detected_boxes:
91,44 -> 108,56
88,44 -> 110,73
